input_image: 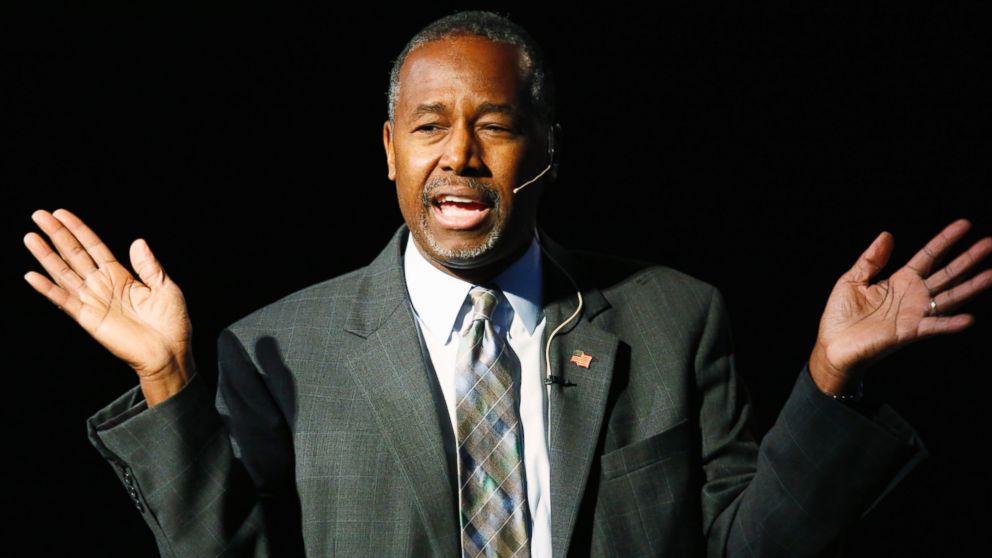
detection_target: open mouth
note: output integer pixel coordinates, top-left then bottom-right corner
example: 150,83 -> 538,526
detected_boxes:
431,194 -> 493,230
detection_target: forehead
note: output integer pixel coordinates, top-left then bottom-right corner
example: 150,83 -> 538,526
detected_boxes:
397,35 -> 527,117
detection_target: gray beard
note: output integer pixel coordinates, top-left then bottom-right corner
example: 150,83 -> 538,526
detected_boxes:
417,203 -> 504,264
417,176 -> 504,265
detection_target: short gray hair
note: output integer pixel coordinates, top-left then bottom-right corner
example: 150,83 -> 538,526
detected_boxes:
386,10 -> 556,129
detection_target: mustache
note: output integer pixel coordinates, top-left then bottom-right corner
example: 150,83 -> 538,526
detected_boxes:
421,177 -> 500,207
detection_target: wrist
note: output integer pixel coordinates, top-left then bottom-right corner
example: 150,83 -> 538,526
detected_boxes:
808,343 -> 863,400
137,355 -> 194,408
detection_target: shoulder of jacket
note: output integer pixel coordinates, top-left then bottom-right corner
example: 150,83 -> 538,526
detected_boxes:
565,248 -> 717,302
223,264 -> 369,335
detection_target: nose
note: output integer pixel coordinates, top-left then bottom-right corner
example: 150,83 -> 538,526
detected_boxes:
439,122 -> 483,175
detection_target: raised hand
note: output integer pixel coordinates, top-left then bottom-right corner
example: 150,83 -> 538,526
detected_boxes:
808,218 -> 992,396
22,208 -> 195,406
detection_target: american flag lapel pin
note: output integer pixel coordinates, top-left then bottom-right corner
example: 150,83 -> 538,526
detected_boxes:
569,349 -> 593,368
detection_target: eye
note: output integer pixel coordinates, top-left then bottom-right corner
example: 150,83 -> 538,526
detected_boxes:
415,124 -> 441,133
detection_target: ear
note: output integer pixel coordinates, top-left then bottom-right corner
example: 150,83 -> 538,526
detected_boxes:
383,120 -> 396,181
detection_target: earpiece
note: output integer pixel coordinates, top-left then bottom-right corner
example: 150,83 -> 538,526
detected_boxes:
512,122 -> 560,194
546,123 -> 557,165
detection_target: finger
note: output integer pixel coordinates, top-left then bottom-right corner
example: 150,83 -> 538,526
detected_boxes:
931,268 -> 992,316
23,231 -> 86,294
923,235 -> 992,294
31,209 -> 100,279
130,238 -> 169,289
916,314 -> 975,341
845,231 -> 894,283
23,270 -> 84,321
50,208 -> 119,266
904,218 -> 972,278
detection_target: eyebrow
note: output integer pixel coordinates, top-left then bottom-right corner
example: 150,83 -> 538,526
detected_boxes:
410,101 -> 519,120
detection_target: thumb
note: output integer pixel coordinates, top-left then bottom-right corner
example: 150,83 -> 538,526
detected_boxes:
130,238 -> 168,289
845,231 -> 894,283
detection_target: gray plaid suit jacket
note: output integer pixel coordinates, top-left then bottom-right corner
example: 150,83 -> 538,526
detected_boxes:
86,222 -> 928,557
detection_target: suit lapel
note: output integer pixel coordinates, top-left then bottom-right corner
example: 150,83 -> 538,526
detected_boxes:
341,224 -> 459,557
538,227 -> 619,558
336,223 -> 620,558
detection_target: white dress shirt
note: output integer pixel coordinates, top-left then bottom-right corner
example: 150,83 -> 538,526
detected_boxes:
403,229 -> 551,558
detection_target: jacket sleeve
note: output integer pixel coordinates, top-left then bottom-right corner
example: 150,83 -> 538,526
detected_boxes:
695,286 -> 929,558
85,327 -> 304,557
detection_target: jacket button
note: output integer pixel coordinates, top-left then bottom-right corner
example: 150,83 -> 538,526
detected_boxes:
135,500 -> 145,513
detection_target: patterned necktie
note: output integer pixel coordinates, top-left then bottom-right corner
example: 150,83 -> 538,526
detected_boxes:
455,285 -> 531,558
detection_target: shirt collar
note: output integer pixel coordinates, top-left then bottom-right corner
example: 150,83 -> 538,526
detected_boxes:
403,229 -> 543,345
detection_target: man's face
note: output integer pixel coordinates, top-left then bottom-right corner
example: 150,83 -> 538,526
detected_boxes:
383,35 -> 549,274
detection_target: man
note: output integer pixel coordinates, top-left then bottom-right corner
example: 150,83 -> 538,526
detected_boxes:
21,10 -> 992,558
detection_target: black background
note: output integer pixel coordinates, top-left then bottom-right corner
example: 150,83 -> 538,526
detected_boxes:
5,2 -> 990,555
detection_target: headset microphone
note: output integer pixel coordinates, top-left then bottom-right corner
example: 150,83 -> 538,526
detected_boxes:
512,123 -> 558,194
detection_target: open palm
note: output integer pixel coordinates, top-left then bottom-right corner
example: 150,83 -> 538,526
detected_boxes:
23,208 -> 192,381
813,218 -> 992,382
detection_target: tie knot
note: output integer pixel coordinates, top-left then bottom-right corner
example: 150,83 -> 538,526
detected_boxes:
467,285 -> 499,322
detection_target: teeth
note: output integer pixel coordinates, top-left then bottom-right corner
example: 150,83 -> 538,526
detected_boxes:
438,195 -> 479,204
